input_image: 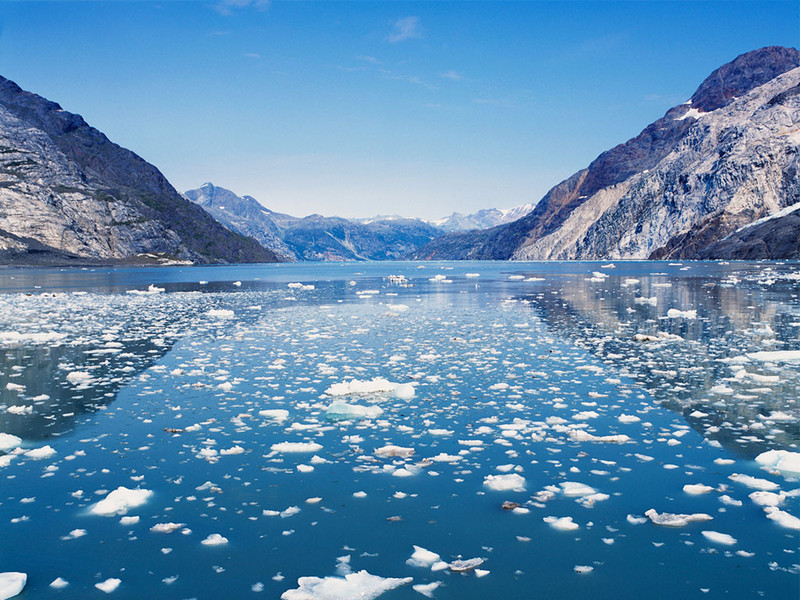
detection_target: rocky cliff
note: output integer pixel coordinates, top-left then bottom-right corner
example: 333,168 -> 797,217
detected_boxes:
414,47 -> 800,261
0,77 -> 279,265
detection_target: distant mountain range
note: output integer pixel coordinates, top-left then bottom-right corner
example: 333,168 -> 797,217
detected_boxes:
185,183 -> 534,261
413,46 -> 800,261
0,77 -> 279,265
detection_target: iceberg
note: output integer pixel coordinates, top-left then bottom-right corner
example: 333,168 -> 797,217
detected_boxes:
0,573 -> 26,600
281,570 -> 412,600
91,487 -> 153,516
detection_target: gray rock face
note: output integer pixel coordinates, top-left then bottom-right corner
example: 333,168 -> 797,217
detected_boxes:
186,183 -> 444,261
0,76 -> 279,265
414,46 -> 800,261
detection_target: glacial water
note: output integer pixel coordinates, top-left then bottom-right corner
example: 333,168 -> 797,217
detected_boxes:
0,261 -> 798,600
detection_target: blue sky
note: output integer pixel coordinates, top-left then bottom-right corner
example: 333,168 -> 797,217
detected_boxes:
0,1 -> 797,219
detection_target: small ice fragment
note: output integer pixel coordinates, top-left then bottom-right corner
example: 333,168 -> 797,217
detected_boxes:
259,409 -> 290,421
24,445 -> 56,459
412,581 -> 441,597
755,450 -> 800,476
749,491 -> 784,507
0,572 -> 26,600
353,491 -> 367,498
627,514 -> 648,525
49,577 -> 68,589
683,484 -> 714,495
667,309 -> 697,319
324,401 -> 383,421
618,414 -> 641,424
763,506 -> 800,530
201,533 -> 229,546
701,531 -> 737,545
645,509 -> 713,527
66,371 -> 92,384
95,578 -> 121,593
0,434 -> 22,452
559,482 -> 596,497
574,565 -> 593,574
119,516 -> 139,526
280,571 -> 412,600
483,473 -> 526,492
150,522 -> 185,534
91,487 -> 152,516
206,309 -> 234,319
375,445 -> 415,458
448,558 -> 485,572
544,516 -> 579,531
407,546 -> 441,568
271,442 -> 323,453
728,474 -> 778,491
252,582 -> 264,592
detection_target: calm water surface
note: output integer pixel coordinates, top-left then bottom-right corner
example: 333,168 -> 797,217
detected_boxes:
0,261 -> 797,599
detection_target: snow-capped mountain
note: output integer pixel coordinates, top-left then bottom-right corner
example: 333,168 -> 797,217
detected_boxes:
413,46 -> 800,261
430,203 -> 536,232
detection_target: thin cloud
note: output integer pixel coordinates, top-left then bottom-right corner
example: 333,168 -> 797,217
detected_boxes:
387,16 -> 421,43
356,55 -> 382,65
244,53 -> 262,59
441,70 -> 463,81
212,0 -> 270,17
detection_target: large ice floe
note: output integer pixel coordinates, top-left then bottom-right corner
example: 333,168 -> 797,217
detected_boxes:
0,573 -> 26,600
91,487 -> 152,516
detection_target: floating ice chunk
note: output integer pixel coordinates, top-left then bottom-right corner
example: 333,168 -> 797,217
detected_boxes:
393,468 -> 415,477
747,350 -> 800,362
220,445 -> 245,456
755,450 -> 800,476
719,495 -> 742,506
49,577 -> 68,588
394,383 -> 416,400
259,409 -> 290,422
375,445 -> 414,459
749,491 -> 784,507
627,514 -> 648,525
710,385 -> 733,395
412,581 -> 441,597
448,558 -> 485,572
618,414 -> 640,424
5,383 -> 24,393
297,464 -> 314,473
0,572 -> 25,600
120,516 -> 139,525
667,309 -> 697,319
0,433 -> 21,452
95,578 -> 121,593
701,531 -> 737,545
574,566 -> 593,574
201,533 -> 229,546
763,506 -> 800,530
568,430 -> 630,443
406,546 -> 441,568
645,509 -> 713,527
324,401 -> 383,421
544,516 -> 579,531
91,487 -> 153,516
151,522 -> 184,534
353,491 -> 367,498
206,309 -> 234,319
634,296 -> 657,306
271,442 -> 323,453
560,482 -> 596,497
633,332 -> 682,342
386,304 -> 409,313
683,484 -> 714,495
483,473 -> 526,492
465,273 -> 480,278
66,371 -> 92,384
728,474 -> 778,491
24,446 -> 56,459
281,570 -> 412,600
325,378 -> 397,396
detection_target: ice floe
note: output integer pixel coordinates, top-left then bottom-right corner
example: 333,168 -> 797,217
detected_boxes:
0,573 -> 26,600
91,487 -> 153,516
645,509 -> 713,527
281,570 -> 412,600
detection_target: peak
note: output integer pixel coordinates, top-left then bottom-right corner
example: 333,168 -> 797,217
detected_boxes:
690,46 -> 800,112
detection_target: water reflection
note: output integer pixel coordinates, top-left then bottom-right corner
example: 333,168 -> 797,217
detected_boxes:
521,267 -> 800,457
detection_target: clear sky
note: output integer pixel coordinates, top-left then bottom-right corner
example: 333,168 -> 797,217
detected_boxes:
0,1 -> 797,219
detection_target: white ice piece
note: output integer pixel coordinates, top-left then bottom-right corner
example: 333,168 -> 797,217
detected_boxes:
91,487 -> 153,516
271,442 -> 323,453
0,573 -> 26,600
483,473 -> 526,492
95,578 -> 121,593
645,509 -> 713,527
281,570 -> 412,600
406,546 -> 441,568
201,533 -> 229,546
701,531 -> 737,545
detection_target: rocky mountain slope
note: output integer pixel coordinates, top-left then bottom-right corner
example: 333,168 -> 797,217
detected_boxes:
414,47 -> 800,261
186,183 -> 443,261
0,77 -> 279,265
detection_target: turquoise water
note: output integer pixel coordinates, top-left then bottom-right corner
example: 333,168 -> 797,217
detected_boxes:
0,261 -> 797,599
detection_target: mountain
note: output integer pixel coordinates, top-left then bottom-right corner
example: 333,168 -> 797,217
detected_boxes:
0,77 -> 279,265
186,183 -> 443,261
413,47 -> 800,261
431,203 -> 536,232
